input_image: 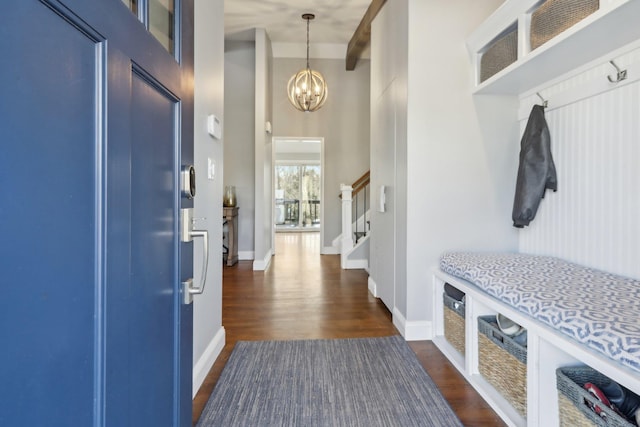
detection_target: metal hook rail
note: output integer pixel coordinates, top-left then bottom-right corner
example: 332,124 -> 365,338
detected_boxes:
533,59 -> 629,112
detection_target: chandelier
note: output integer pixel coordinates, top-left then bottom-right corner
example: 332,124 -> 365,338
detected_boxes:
287,14 -> 328,112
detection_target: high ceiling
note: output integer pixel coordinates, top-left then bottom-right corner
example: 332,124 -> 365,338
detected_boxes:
224,0 -> 372,44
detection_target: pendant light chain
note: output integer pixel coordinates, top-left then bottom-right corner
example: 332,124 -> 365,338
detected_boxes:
306,16 -> 310,69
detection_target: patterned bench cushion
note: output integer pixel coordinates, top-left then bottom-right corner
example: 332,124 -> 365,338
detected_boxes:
439,252 -> 640,373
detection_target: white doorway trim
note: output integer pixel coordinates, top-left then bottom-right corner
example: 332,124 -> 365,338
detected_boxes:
272,137 -> 325,254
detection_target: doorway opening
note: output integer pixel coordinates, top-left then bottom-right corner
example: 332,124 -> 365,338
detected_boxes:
272,137 -> 324,249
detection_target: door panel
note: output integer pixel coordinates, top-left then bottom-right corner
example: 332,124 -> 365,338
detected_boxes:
129,70 -> 178,422
0,3 -> 100,425
1,1 -> 194,425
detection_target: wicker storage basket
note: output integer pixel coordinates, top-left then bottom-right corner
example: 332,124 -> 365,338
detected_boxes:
443,293 -> 465,355
556,366 -> 636,427
478,315 -> 527,418
531,0 -> 599,50
480,28 -> 518,82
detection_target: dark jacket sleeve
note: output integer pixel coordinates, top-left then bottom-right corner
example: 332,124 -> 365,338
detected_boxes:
512,104 -> 557,228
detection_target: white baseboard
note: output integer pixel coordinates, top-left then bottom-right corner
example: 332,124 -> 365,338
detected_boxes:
368,277 -> 377,297
392,308 -> 433,341
238,251 -> 254,261
321,246 -> 340,255
392,308 -> 406,338
343,259 -> 368,269
192,326 -> 225,398
253,249 -> 273,271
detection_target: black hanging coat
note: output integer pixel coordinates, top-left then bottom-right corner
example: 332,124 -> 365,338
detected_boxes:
512,104 -> 557,228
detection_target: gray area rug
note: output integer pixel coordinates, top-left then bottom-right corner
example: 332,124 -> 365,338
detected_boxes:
196,335 -> 463,426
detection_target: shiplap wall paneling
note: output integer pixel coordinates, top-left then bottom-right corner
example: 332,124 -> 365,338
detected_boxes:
518,77 -> 640,279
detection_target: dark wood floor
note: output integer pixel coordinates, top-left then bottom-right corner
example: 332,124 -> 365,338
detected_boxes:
192,233 -> 505,426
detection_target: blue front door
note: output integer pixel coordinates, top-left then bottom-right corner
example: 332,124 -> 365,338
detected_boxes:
0,1 -> 194,425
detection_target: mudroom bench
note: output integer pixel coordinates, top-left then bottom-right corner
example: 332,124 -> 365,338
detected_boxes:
432,252 -> 640,427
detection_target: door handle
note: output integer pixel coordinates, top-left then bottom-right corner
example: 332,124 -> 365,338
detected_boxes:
181,208 -> 209,304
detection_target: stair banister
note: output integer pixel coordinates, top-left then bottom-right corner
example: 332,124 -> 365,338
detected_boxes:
340,184 -> 354,269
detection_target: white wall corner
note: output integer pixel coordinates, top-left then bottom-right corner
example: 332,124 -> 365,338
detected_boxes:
321,246 -> 340,255
238,251 -> 255,261
368,276 -> 378,297
192,327 -> 225,398
392,307 -> 433,341
252,249 -> 273,271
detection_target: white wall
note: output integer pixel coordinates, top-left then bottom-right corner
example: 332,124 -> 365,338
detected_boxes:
272,58 -> 371,249
223,40 -> 255,257
223,49 -> 369,257
405,0 -> 519,333
253,28 -> 274,270
370,0 -> 518,339
192,0 -> 225,397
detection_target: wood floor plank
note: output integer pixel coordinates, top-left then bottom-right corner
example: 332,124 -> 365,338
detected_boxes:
192,232 -> 505,426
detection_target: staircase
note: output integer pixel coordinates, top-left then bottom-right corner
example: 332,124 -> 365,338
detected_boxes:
337,171 -> 370,270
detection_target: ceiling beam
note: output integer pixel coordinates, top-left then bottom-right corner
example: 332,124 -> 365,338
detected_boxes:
345,0 -> 387,70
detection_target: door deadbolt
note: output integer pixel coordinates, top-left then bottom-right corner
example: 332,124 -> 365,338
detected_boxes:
181,165 -> 196,199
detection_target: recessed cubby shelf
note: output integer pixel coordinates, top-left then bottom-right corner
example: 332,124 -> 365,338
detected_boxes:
466,0 -> 640,95
432,268 -> 640,427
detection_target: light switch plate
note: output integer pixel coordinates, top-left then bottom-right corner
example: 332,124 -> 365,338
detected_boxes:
207,158 -> 215,180
207,114 -> 222,139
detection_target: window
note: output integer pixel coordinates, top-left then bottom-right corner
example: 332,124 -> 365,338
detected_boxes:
121,0 -> 138,14
149,0 -> 175,54
275,164 -> 321,228
121,0 -> 176,55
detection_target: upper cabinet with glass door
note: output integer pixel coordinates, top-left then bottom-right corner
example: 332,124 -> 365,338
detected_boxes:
122,0 -> 176,56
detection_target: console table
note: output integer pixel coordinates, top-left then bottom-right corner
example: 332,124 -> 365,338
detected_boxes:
223,206 -> 238,266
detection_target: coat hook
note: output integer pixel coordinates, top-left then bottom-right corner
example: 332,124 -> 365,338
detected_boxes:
607,60 -> 627,83
536,92 -> 548,108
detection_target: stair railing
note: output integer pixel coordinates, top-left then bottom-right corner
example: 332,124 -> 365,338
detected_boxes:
351,171 -> 370,243
340,171 -> 370,269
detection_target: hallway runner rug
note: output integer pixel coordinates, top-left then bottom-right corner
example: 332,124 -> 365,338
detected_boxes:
196,335 -> 463,426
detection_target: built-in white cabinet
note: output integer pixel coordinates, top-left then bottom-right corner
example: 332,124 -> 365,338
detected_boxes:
466,0 -> 640,95
440,3 -> 640,424
432,269 -> 640,427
